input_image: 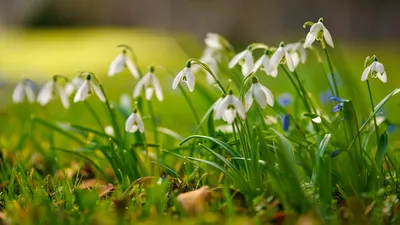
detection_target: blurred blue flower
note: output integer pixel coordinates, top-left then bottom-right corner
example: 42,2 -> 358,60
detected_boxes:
328,72 -> 341,88
282,114 -> 290,132
388,124 -> 396,134
320,89 -> 333,105
278,93 -> 293,107
330,96 -> 344,112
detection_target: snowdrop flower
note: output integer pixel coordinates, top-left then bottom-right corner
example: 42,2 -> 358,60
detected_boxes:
303,18 -> 334,48
125,109 -> 145,133
214,90 -> 246,124
244,76 -> 274,111
361,57 -> 387,83
173,61 -> 195,92
204,33 -> 223,50
108,50 -> 139,79
213,95 -> 225,119
133,67 -> 163,101
73,74 -> 106,103
37,76 -> 69,109
120,93 -> 132,111
65,76 -> 84,96
12,79 -> 36,104
228,47 -> 254,76
311,116 -> 322,123
104,125 -> 115,136
192,48 -> 219,85
284,42 -> 307,69
270,43 -> 295,72
252,50 -> 278,77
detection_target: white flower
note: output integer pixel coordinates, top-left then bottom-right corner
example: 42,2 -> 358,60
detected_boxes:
108,53 -> 139,79
73,75 -> 106,102
361,60 -> 387,83
228,48 -> 254,76
252,53 -> 278,77
104,125 -> 115,136
65,77 -> 84,96
304,19 -> 334,48
37,77 -> 69,109
270,44 -> 295,72
192,48 -> 219,84
284,42 -> 307,69
311,116 -> 322,123
213,96 -> 225,119
12,79 -> 36,104
244,77 -> 274,111
172,62 -> 195,92
204,33 -> 223,50
120,93 -> 132,111
214,92 -> 246,124
125,110 -> 145,133
133,69 -> 163,101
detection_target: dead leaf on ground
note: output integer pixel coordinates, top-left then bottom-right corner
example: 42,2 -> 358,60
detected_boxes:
177,186 -> 211,216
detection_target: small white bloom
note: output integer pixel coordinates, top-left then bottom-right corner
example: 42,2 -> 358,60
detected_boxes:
244,77 -> 274,111
172,62 -> 195,92
104,125 -> 115,136
192,48 -> 220,84
73,75 -> 106,103
125,110 -> 145,133
214,92 -> 246,124
270,44 -> 295,72
361,60 -> 387,83
133,68 -> 163,101
304,19 -> 334,48
284,42 -> 307,69
108,52 -> 139,79
12,79 -> 36,104
204,33 -> 223,50
213,96 -> 225,119
265,115 -> 278,125
311,116 -> 322,123
65,77 -> 84,96
252,53 -> 278,77
228,48 -> 254,76
37,77 -> 69,109
216,124 -> 234,133
120,93 -> 132,111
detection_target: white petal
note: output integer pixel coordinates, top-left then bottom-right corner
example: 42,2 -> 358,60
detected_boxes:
323,26 -> 334,48
312,116 -> 322,123
270,48 -> 284,72
260,85 -> 274,106
309,22 -> 323,35
135,114 -> 145,133
145,87 -> 154,100
125,58 -> 140,79
242,52 -> 254,76
185,69 -> 195,92
361,65 -> 372,81
108,54 -> 125,76
92,84 -> 106,102
120,94 -> 132,110
270,68 -> 278,77
228,50 -> 246,68
64,83 -> 75,96
252,55 -> 265,74
304,33 -> 316,49
223,108 -> 236,124
231,96 -> 246,120
152,74 -> 164,101
172,68 -> 185,90
37,81 -> 55,106
284,49 -> 295,72
244,87 -> 254,112
133,74 -> 148,98
74,80 -> 89,102
24,83 -> 36,104
298,45 -> 307,64
378,72 -> 387,83
253,84 -> 267,109
213,98 -> 224,119
125,113 -> 136,132
57,85 -> 70,109
12,82 -> 25,103
375,62 -> 385,74
215,96 -> 229,120
290,52 -> 300,69
205,33 -> 223,50
261,55 -> 272,75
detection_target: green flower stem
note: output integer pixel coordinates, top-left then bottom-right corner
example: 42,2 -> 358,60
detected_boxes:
99,84 -> 123,145
293,70 -> 317,114
83,101 -> 103,131
311,47 -> 336,97
366,80 -> 380,144
280,65 -> 311,112
189,59 -> 226,94
322,43 -> 340,97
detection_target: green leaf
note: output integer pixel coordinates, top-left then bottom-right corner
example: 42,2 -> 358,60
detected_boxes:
179,135 -> 241,158
375,131 -> 388,166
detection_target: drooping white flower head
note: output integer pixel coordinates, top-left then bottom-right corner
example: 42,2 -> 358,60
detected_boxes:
284,42 -> 307,69
270,43 -> 295,72
172,61 -> 196,92
37,76 -> 70,109
311,116 -> 322,123
361,57 -> 387,83
12,79 -> 36,104
213,95 -> 225,120
133,67 -> 163,101
125,109 -> 145,133
204,33 -> 224,50
191,48 -> 220,85
252,50 -> 278,77
214,90 -> 246,124
120,93 -> 132,111
108,50 -> 140,79
303,18 -> 334,48
228,47 -> 254,76
65,76 -> 85,96
244,77 -> 274,111
73,74 -> 106,103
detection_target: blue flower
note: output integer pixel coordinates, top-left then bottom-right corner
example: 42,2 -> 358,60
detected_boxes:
282,114 -> 290,132
278,93 -> 293,107
320,89 -> 333,105
330,96 -> 344,113
388,125 -> 396,134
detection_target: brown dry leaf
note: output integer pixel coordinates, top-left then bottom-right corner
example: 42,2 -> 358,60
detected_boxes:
133,176 -> 156,188
0,211 -> 7,219
295,211 -> 321,225
177,186 -> 211,216
79,179 -> 107,190
99,184 -> 115,198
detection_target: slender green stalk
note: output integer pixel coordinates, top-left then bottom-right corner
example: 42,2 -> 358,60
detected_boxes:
83,101 -> 103,131
293,70 -> 317,113
311,46 -> 335,96
189,59 -> 226,94
366,80 -> 380,144
99,84 -> 123,144
322,44 -> 340,97
281,65 -> 311,112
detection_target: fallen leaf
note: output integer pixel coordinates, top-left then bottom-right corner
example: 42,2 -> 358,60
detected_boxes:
177,186 -> 211,216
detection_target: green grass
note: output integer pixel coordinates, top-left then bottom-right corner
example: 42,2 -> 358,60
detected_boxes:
1,28 -> 400,224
